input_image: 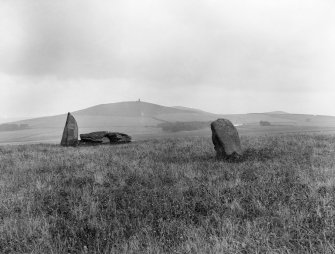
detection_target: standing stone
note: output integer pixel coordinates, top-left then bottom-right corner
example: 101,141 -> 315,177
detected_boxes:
211,118 -> 242,159
60,113 -> 78,146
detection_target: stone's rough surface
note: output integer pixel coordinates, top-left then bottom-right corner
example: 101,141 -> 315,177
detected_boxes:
211,118 -> 242,159
60,113 -> 79,146
80,131 -> 131,145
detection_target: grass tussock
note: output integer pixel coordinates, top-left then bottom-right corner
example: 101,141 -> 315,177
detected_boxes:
0,134 -> 335,253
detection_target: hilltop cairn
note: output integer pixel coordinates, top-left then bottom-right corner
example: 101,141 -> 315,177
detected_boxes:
80,131 -> 131,145
211,118 -> 242,160
60,112 -> 79,147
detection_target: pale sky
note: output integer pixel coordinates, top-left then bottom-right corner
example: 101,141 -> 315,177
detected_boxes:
0,0 -> 334,120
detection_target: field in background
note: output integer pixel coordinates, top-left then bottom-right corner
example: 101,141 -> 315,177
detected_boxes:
1,133 -> 335,253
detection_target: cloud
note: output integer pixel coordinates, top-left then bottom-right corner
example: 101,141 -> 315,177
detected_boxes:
0,0 -> 334,87
0,0 -> 334,117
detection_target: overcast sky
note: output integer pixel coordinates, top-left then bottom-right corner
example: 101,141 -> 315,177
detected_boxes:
0,0 -> 334,120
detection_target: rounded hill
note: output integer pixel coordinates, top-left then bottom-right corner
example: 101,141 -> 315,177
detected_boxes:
74,101 -> 184,117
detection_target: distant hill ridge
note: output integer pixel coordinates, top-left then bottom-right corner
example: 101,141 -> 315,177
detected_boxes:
75,101 -> 190,117
1,100 -> 335,144
264,111 -> 289,114
172,106 -> 216,115
6,101 -> 335,125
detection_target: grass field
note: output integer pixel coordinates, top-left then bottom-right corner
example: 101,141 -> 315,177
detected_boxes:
1,133 -> 335,253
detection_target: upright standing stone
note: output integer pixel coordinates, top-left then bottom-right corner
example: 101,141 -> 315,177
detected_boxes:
60,113 -> 78,146
211,118 -> 242,159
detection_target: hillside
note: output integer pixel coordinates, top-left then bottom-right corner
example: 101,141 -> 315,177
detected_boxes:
0,101 -> 335,144
0,101 -> 217,144
76,101 -> 183,117
172,106 -> 216,115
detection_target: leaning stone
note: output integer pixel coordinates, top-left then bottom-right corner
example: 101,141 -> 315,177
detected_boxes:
60,112 -> 78,146
210,118 -> 242,159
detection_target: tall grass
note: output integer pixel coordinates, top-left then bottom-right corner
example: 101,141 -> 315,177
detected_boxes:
0,134 -> 335,253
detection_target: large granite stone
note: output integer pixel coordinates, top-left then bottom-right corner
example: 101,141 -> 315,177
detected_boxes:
211,118 -> 242,159
80,131 -> 131,145
60,113 -> 78,147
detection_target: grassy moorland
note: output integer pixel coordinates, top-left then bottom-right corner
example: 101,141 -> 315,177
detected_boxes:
0,134 -> 335,253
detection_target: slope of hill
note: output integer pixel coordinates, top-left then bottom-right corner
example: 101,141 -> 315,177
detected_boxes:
75,101 -> 183,117
263,111 -> 288,114
172,106 -> 216,115
0,101 -> 217,144
3,102 -> 213,128
1,101 -> 335,144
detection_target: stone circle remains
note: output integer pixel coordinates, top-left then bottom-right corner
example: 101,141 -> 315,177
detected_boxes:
60,113 -> 131,147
